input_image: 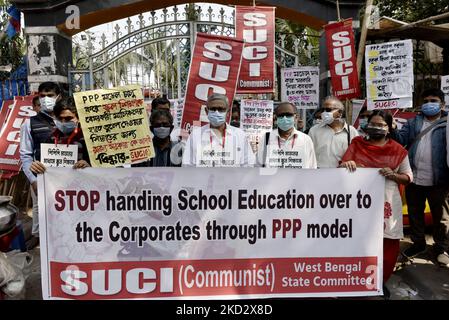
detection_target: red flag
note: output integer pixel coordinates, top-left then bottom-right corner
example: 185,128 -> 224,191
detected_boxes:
324,18 -> 360,100
181,33 -> 244,132
0,100 -> 14,133
0,98 -> 38,173
235,6 -> 275,94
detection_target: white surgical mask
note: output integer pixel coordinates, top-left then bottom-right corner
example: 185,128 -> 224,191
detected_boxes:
321,111 -> 335,125
39,96 -> 57,112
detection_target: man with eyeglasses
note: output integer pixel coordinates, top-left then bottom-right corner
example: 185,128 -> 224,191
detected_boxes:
392,88 -> 449,266
256,102 -> 316,168
308,96 -> 359,168
182,93 -> 254,167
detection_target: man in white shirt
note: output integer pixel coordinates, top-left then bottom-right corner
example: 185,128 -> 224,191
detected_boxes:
182,93 -> 255,167
256,102 -> 316,169
308,96 -> 358,168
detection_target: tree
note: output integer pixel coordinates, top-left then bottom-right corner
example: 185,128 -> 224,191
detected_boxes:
0,0 -> 25,80
376,0 -> 449,23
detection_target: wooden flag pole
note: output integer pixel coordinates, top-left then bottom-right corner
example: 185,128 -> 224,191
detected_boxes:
336,0 -> 341,21
356,0 -> 374,79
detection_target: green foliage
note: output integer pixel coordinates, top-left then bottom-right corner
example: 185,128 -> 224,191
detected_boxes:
0,0 -> 26,80
376,0 -> 449,22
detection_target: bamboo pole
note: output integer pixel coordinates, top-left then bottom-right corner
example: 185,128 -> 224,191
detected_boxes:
356,0 -> 374,79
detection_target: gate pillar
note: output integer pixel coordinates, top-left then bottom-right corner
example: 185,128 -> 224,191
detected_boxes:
25,27 -> 72,93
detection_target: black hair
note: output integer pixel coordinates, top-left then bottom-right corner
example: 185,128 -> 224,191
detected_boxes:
38,82 -> 61,95
53,97 -> 78,118
151,97 -> 171,110
367,110 -> 393,136
275,102 -> 297,114
32,96 -> 40,106
150,109 -> 173,125
421,88 -> 445,103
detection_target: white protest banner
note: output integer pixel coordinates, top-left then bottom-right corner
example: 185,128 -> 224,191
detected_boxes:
40,143 -> 79,168
441,75 -> 449,110
365,40 -> 414,110
240,100 -> 273,150
39,167 -> 384,300
281,67 -> 319,109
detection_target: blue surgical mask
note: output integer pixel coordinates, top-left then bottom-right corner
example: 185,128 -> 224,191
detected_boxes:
277,115 -> 295,131
421,102 -> 441,117
153,127 -> 171,139
55,120 -> 77,135
208,110 -> 227,127
359,118 -> 368,130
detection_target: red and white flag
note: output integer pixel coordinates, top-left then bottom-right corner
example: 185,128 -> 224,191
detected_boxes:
181,33 -> 244,133
324,19 -> 360,100
235,6 -> 275,94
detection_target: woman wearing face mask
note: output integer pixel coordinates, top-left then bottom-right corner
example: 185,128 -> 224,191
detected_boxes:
29,97 -> 90,174
339,110 -> 413,295
133,109 -> 183,167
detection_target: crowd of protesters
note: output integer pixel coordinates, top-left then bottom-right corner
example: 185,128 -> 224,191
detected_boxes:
18,81 -> 449,297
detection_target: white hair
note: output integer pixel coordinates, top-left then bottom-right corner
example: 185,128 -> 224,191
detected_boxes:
323,96 -> 344,110
207,93 -> 229,108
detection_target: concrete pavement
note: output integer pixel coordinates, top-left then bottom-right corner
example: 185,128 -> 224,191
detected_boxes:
6,214 -> 449,300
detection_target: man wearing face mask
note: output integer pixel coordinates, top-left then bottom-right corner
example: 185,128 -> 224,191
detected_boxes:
19,82 -> 61,248
133,110 -> 183,167
256,102 -> 316,168
308,96 -> 359,168
182,93 -> 254,167
391,88 -> 449,266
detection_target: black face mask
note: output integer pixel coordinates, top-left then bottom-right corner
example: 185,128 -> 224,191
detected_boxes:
230,120 -> 240,128
365,127 -> 388,140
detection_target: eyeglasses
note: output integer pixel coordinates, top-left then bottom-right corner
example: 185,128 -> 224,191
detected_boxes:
368,122 -> 387,128
277,113 -> 295,118
208,107 -> 227,112
324,108 -> 339,112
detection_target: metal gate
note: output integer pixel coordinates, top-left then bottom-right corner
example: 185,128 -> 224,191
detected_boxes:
69,3 -> 319,99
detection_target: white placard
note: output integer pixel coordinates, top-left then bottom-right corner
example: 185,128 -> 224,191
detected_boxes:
365,40 -> 414,110
240,100 -> 274,151
40,143 -> 78,167
281,67 -> 319,109
441,75 -> 449,110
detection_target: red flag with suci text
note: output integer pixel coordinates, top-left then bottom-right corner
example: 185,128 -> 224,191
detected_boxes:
324,19 -> 360,100
235,6 -> 275,94
0,97 -> 37,175
181,33 -> 244,133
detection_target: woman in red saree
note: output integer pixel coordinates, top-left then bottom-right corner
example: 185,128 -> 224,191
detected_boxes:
340,110 -> 413,292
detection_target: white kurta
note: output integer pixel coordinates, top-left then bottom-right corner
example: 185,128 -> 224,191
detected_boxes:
182,124 -> 255,167
255,129 -> 317,169
384,155 -> 413,239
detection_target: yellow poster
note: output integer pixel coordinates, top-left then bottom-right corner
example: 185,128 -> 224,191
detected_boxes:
74,85 -> 154,167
